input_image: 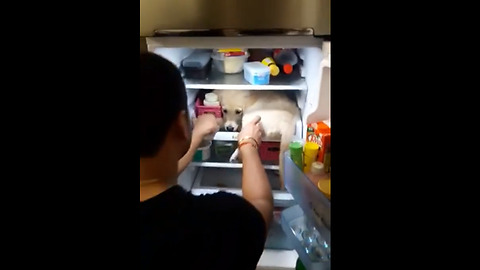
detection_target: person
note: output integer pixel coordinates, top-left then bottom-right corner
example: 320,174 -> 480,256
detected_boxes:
140,52 -> 274,270
177,114 -> 221,174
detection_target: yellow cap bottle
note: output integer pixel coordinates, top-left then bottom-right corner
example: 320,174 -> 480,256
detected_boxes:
303,142 -> 319,173
261,57 -> 280,76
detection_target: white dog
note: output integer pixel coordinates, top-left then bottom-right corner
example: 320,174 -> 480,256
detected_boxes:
214,90 -> 300,188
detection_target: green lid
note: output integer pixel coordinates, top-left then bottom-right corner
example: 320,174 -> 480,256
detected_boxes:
289,142 -> 303,156
289,141 -> 303,150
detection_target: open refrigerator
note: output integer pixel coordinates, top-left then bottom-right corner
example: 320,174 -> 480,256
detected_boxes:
145,36 -> 330,270
141,1 -> 330,269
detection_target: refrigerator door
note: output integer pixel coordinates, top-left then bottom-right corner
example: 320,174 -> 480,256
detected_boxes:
140,0 -> 330,37
280,152 -> 331,270
283,152 -> 331,233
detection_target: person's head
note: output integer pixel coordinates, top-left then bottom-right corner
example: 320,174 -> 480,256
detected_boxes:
140,52 -> 191,181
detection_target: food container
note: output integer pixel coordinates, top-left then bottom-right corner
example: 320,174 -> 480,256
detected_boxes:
195,98 -> 222,118
306,122 -> 331,163
243,61 -> 271,85
181,51 -> 212,79
211,50 -> 249,74
289,141 -> 304,169
203,93 -> 220,106
213,141 -> 236,159
193,140 -> 212,162
317,178 -> 331,200
303,142 -> 319,173
259,142 -> 281,163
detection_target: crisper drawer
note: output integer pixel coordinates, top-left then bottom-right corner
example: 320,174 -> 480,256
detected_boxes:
283,151 -> 331,233
191,167 -> 295,208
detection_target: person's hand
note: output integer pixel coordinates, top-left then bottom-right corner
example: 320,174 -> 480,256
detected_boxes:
192,114 -> 220,142
238,115 -> 262,149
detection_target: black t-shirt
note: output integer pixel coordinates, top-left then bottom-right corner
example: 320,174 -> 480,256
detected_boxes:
140,185 -> 267,270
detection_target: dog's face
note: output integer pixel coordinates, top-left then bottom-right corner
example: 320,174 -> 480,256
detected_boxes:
215,90 -> 252,132
222,106 -> 243,131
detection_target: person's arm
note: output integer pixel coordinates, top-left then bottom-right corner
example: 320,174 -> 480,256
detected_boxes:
238,116 -> 274,230
177,114 -> 220,174
177,135 -> 202,174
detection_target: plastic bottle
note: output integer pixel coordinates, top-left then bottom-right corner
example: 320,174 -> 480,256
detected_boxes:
273,49 -> 298,75
303,142 -> 319,173
306,162 -> 326,186
318,178 -> 331,200
261,57 -> 280,76
323,144 -> 331,173
306,162 -> 331,200
289,141 -> 304,170
203,93 -> 220,106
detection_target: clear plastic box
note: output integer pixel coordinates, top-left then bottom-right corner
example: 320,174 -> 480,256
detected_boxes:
181,51 -> 212,79
243,61 -> 271,85
281,205 -> 331,270
211,51 -> 249,74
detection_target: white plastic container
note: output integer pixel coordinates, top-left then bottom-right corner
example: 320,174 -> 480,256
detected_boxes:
203,93 -> 220,106
243,62 -> 271,85
211,51 -> 250,74
203,100 -> 220,106
205,93 -> 219,102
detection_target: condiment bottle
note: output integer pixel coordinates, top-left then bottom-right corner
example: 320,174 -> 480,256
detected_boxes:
289,141 -> 304,170
303,142 -> 319,173
306,162 -> 331,200
261,57 -> 280,76
273,49 -> 298,75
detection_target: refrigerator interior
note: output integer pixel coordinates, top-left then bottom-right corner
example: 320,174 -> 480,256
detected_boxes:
146,36 -> 330,263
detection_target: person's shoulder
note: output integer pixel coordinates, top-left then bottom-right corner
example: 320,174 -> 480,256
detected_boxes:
192,191 -> 266,229
193,191 -> 252,210
193,191 -> 267,268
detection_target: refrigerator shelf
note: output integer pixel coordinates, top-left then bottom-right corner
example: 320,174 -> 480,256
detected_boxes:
214,131 -> 281,142
191,168 -> 294,208
190,161 -> 279,171
184,69 -> 307,91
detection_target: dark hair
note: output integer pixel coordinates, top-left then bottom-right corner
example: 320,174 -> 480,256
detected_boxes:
140,52 -> 188,157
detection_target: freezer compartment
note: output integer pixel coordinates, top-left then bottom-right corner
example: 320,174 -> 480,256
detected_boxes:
283,151 -> 331,232
281,205 -> 330,270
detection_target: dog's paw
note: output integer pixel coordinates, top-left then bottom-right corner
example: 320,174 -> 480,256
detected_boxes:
229,148 -> 240,162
